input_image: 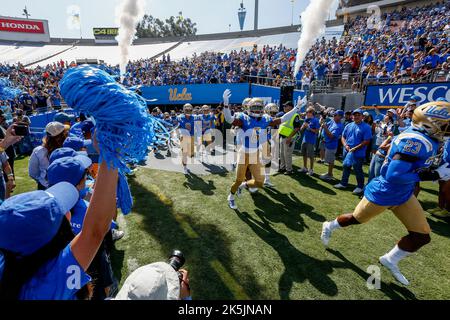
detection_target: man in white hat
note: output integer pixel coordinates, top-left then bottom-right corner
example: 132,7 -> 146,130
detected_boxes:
114,262 -> 191,300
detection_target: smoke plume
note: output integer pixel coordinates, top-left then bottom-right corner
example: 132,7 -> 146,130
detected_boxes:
116,0 -> 145,81
294,0 -> 337,77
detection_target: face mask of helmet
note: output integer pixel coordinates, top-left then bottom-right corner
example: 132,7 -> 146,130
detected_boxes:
249,105 -> 264,118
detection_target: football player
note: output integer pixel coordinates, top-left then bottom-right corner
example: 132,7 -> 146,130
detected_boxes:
223,90 -> 301,210
201,105 -> 215,160
321,101 -> 450,285
177,103 -> 197,175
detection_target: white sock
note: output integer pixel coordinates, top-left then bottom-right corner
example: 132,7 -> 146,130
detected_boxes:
329,219 -> 342,231
228,193 -> 235,201
384,245 -> 411,265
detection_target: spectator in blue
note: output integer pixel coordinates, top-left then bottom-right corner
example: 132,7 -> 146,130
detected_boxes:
334,109 -> 373,194
48,90 -> 62,111
319,110 -> 344,181
298,107 -> 320,176
314,61 -> 328,81
69,113 -> 88,138
0,157 -> 118,299
18,92 -> 34,116
424,48 -> 440,68
63,136 -> 91,152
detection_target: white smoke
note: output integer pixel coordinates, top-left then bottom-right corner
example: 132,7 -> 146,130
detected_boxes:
294,0 -> 337,77
115,0 -> 145,81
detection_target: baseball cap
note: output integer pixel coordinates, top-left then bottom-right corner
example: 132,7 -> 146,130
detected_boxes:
283,101 -> 293,108
363,111 -> 370,117
63,136 -> 92,151
49,147 -> 87,164
54,112 -> 75,124
114,262 -> 180,300
333,110 -> 344,117
0,182 -> 79,256
352,109 -> 363,115
47,156 -> 93,187
45,122 -> 68,137
387,108 -> 396,114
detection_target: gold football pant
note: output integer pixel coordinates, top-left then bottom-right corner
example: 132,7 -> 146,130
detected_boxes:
353,196 -> 431,234
231,152 -> 264,194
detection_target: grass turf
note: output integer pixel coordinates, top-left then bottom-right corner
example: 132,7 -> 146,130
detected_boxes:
13,156 -> 450,300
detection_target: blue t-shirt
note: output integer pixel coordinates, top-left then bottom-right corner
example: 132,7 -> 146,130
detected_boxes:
324,120 -> 344,150
71,199 -> 89,235
69,122 -> 83,138
365,128 -> 439,206
19,244 -> 91,300
342,121 -> 373,158
302,117 -> 320,145
237,113 -> 273,151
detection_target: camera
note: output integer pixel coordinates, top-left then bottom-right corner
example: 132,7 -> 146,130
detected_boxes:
14,124 -> 29,136
168,249 -> 185,272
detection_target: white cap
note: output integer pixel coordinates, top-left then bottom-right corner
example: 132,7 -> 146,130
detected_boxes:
114,262 -> 180,300
45,122 -> 67,137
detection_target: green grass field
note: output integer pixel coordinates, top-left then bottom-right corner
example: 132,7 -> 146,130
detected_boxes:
13,155 -> 450,300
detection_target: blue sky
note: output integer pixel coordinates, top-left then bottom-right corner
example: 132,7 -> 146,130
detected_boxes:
1,0 -> 339,38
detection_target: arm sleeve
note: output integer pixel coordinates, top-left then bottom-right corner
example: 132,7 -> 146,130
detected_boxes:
223,107 -> 235,124
280,107 -> 299,123
385,158 -> 421,184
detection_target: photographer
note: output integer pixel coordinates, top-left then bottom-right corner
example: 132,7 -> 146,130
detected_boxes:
114,251 -> 191,300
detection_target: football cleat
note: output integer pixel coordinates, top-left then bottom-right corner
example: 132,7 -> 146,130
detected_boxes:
227,194 -> 238,210
321,221 -> 332,246
379,255 -> 410,286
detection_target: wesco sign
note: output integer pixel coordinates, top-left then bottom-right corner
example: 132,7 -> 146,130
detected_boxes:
0,18 -> 44,34
365,82 -> 450,107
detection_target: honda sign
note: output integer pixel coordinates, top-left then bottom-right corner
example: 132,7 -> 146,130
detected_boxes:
0,16 -> 50,42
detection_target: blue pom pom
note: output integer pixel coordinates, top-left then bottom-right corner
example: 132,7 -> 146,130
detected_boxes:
59,65 -> 154,214
0,78 -> 21,100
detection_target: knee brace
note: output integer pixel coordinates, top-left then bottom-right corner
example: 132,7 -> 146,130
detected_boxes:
337,213 -> 361,227
398,232 -> 431,252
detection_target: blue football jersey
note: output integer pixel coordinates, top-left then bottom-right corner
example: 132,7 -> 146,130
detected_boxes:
177,114 -> 196,136
237,114 -> 273,151
365,127 -> 439,206
201,114 -> 215,133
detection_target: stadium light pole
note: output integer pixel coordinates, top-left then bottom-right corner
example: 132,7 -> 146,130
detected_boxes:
254,0 -> 259,31
291,0 -> 295,26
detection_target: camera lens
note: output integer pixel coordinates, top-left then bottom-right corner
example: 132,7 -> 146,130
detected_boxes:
168,249 -> 185,272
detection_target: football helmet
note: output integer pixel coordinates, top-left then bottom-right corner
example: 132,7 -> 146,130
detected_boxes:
183,103 -> 193,114
265,103 -> 279,117
242,98 -> 252,112
248,98 -> 265,118
412,101 -> 450,141
202,105 -> 211,113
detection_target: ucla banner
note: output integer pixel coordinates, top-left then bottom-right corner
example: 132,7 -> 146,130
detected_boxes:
141,83 -> 250,105
365,82 -> 450,107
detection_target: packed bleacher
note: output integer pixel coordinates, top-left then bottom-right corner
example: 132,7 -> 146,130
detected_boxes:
0,1 -> 449,116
